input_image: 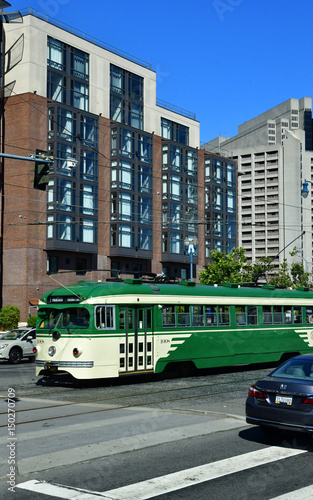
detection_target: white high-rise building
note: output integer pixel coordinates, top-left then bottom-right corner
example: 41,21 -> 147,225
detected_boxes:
202,98 -> 313,272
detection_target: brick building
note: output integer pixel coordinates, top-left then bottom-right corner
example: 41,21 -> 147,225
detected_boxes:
2,8 -> 237,320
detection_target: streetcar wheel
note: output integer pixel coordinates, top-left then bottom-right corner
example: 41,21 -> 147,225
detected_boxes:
9,348 -> 22,364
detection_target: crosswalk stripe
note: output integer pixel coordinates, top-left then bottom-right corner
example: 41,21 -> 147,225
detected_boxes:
17,446 -> 307,500
270,484 -> 313,500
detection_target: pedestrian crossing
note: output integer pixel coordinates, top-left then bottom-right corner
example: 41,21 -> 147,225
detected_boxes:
1,396 -> 312,499
17,446 -> 311,499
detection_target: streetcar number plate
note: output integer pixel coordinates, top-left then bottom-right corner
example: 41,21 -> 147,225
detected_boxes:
275,395 -> 292,405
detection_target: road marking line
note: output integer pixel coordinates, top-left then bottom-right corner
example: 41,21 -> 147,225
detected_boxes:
17,446 -> 307,499
270,484 -> 313,499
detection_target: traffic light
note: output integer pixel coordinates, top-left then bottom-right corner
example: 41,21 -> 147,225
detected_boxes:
34,150 -> 50,191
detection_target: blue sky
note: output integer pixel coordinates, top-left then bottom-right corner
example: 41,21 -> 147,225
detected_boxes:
6,0 -> 313,144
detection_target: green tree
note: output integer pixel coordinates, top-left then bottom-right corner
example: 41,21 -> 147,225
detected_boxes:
268,247 -> 312,289
268,259 -> 293,288
0,305 -> 20,331
199,247 -> 308,288
199,247 -> 253,285
27,315 -> 37,328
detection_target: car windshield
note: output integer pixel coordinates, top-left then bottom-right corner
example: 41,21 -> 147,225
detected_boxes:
38,307 -> 90,329
1,329 -> 28,340
271,359 -> 313,380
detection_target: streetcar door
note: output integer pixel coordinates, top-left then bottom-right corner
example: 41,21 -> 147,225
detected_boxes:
118,306 -> 154,373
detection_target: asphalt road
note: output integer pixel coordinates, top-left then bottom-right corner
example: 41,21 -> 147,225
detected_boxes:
0,362 -> 313,499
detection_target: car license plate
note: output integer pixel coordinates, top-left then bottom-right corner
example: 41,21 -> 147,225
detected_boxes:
275,394 -> 292,405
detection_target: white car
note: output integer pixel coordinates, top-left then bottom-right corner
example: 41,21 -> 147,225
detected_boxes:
0,328 -> 36,364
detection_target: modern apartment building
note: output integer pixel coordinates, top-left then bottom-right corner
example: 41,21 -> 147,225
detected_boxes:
202,98 -> 313,272
2,8 -> 237,319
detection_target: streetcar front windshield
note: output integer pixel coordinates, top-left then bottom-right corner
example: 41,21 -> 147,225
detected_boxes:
38,307 -> 90,329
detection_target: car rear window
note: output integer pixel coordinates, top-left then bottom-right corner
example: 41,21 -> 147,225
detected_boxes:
272,360 -> 313,380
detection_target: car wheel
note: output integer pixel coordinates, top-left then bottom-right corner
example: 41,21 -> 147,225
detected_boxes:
9,348 -> 22,364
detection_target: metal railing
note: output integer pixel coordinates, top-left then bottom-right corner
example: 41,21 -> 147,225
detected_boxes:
156,98 -> 196,121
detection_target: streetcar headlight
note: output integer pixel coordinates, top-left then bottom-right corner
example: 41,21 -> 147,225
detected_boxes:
48,346 -> 56,357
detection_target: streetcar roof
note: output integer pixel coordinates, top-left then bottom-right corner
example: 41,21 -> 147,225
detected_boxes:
39,280 -> 313,306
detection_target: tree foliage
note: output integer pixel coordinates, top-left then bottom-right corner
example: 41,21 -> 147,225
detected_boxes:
27,315 -> 37,328
199,247 -> 312,289
0,305 -> 20,331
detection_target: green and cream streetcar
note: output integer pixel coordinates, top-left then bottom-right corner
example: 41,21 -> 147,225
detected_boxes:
35,279 -> 313,380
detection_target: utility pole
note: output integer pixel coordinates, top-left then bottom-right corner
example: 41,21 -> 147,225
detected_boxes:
0,1 -> 11,309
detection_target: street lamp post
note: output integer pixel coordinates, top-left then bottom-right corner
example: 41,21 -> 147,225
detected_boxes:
184,237 -> 198,281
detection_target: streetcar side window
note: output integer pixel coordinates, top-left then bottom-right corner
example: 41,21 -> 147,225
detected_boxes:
192,306 -> 204,327
293,306 -> 302,324
235,306 -> 247,326
177,305 -> 190,327
95,305 -> 115,330
119,309 -> 133,330
262,306 -> 273,325
218,306 -> 230,326
273,306 -> 283,324
162,306 -> 176,327
205,306 -> 217,326
284,307 -> 292,324
306,307 -> 313,324
247,306 -> 258,325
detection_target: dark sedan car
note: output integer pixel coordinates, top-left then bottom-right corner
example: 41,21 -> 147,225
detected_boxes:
246,354 -> 313,435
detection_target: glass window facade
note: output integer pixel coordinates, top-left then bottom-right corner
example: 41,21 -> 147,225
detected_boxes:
204,155 -> 237,259
110,125 -> 153,255
162,143 -> 198,258
161,118 -> 189,145
47,36 -> 89,112
110,65 -> 143,130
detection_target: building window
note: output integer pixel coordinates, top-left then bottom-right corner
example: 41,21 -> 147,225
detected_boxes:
47,36 -> 89,112
138,165 -> 152,194
226,189 -> 236,213
80,219 -> 96,244
111,125 -> 153,255
139,196 -> 152,224
47,37 -> 66,71
170,174 -> 182,201
80,116 -> 98,147
81,151 -> 98,181
138,227 -> 152,250
110,65 -> 143,130
47,101 -> 98,252
119,192 -> 134,221
56,214 -> 74,241
71,48 -> 89,80
119,224 -> 134,248
80,185 -> 97,215
71,81 -> 89,111
170,232 -> 182,254
56,179 -> 75,212
161,118 -> 189,145
138,134 -> 153,163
